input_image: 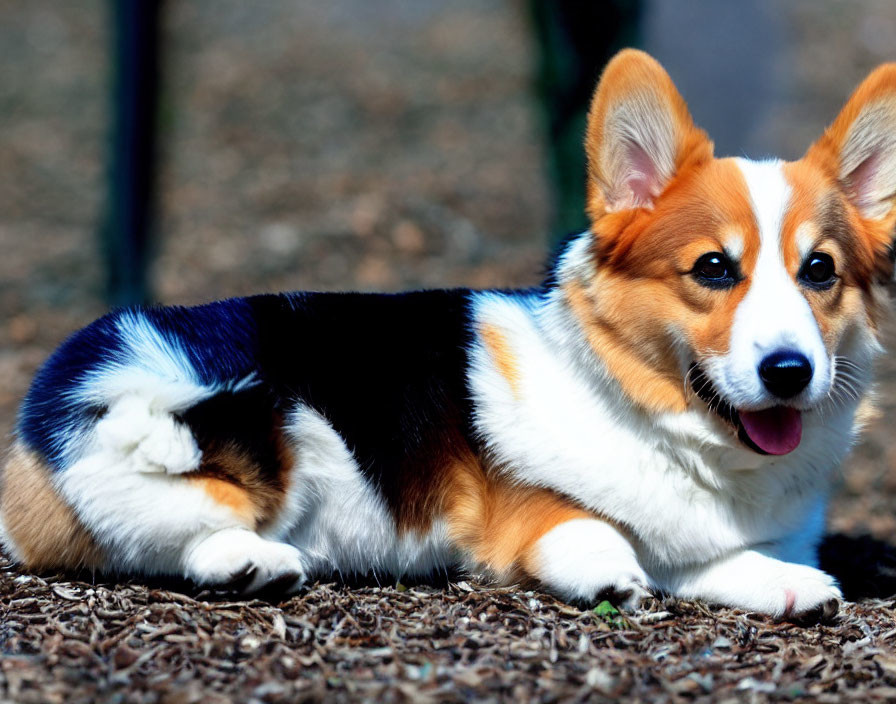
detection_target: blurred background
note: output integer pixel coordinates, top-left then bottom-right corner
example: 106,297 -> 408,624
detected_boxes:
0,1 -> 894,546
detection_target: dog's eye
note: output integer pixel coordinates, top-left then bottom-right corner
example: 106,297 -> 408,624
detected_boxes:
692,252 -> 738,289
799,252 -> 836,289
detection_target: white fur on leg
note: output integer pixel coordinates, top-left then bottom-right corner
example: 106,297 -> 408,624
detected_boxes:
185,528 -> 306,594
59,393 -> 238,575
532,519 -> 650,610
95,395 -> 202,474
660,549 -> 842,619
57,450 -> 242,574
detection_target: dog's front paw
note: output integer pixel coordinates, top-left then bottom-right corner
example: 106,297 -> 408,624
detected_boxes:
672,551 -> 842,621
185,528 -> 306,595
736,561 -> 841,620
574,560 -> 652,612
532,519 -> 652,611
777,564 -> 841,621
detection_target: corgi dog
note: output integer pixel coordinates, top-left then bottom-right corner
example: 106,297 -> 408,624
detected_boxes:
1,50 -> 893,619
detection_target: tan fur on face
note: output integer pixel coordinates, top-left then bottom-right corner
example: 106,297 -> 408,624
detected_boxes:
779,161 -> 882,351
568,160 -> 762,413
565,280 -> 688,413
0,443 -> 104,571
576,53 -> 896,417
579,53 -> 772,412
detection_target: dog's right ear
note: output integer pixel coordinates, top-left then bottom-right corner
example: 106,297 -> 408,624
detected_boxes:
584,50 -> 713,220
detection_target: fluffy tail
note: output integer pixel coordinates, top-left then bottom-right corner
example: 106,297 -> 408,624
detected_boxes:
18,301 -> 260,471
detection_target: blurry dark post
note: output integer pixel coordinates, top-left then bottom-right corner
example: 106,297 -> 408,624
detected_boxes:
529,0 -> 642,242
102,0 -> 162,306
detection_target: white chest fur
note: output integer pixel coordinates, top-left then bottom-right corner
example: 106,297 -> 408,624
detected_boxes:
468,291 -> 854,573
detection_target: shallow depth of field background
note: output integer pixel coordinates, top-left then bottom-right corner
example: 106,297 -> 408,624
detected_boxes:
1,2 -> 895,545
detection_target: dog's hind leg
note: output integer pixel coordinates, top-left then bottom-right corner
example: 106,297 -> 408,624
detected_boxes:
2,305 -> 307,591
0,443 -> 106,572
50,392 -> 306,593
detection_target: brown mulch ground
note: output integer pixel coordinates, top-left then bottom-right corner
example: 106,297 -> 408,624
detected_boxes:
2,1 -> 896,702
4,561 -> 896,704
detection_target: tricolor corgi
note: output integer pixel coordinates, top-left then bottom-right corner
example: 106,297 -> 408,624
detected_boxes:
1,50 -> 894,619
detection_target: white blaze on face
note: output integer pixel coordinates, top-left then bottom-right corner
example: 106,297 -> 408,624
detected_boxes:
710,159 -> 831,410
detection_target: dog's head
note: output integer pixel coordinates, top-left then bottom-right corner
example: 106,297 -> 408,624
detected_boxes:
564,50 -> 894,456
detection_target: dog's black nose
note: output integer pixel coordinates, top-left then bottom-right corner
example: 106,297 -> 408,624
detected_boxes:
759,350 -> 813,399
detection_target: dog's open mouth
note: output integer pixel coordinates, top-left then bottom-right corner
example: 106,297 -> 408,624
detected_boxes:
688,364 -> 802,455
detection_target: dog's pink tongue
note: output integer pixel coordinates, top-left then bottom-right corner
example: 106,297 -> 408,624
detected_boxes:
740,407 -> 802,455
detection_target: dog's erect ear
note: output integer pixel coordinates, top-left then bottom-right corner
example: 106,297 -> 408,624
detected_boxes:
584,49 -> 712,219
806,63 -> 896,222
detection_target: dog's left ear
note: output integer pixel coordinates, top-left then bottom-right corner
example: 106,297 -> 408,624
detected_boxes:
806,63 -> 896,223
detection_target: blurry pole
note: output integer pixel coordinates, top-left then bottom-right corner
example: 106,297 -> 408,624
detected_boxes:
102,0 -> 162,306
529,0 -> 642,243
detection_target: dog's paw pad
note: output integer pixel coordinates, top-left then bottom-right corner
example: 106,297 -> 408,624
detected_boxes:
256,569 -> 305,596
219,563 -> 258,593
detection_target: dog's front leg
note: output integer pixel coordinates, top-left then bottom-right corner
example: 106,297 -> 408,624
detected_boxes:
659,549 -> 841,619
524,518 -> 651,610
